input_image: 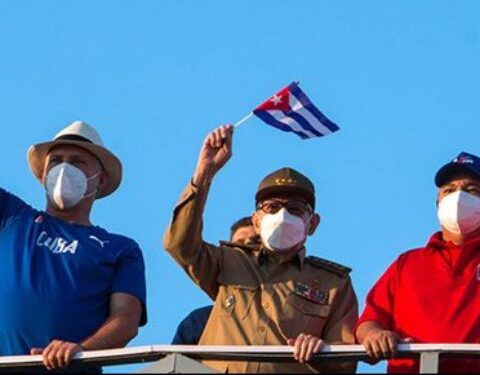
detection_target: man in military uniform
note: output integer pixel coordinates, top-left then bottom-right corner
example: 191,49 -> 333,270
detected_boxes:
164,125 -> 358,373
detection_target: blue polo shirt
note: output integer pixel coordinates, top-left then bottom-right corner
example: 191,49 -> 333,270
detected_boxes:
0,188 -> 147,356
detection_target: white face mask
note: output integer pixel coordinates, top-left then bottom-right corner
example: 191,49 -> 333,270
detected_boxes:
437,190 -> 480,235
45,162 -> 99,210
260,208 -> 308,252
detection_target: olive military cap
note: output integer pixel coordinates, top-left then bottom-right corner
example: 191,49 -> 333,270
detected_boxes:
255,167 -> 316,209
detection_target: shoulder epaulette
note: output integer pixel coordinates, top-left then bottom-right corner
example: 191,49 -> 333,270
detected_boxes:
305,256 -> 352,277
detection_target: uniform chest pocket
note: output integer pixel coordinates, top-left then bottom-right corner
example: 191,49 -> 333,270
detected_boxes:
288,293 -> 331,317
218,283 -> 258,320
217,272 -> 259,320
279,293 -> 331,339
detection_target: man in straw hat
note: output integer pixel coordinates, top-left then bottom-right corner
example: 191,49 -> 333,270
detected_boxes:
0,121 -> 147,371
164,125 -> 358,373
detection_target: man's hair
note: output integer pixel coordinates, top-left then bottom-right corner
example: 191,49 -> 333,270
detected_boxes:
230,216 -> 253,240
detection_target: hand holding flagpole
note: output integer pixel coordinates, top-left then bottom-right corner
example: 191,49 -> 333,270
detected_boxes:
193,125 -> 233,188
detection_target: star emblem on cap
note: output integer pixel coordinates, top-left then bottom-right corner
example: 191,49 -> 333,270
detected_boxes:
275,177 -> 297,186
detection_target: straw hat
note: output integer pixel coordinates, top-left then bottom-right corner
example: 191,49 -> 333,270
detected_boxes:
27,121 -> 122,198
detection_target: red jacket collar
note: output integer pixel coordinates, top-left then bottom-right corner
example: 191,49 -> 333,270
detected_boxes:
426,231 -> 480,251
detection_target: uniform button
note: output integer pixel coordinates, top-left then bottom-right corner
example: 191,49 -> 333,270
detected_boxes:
263,302 -> 270,309
259,326 -> 265,332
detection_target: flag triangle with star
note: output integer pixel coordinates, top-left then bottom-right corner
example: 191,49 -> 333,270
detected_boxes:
255,84 -> 291,111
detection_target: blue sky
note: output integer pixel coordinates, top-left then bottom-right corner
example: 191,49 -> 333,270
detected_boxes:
1,1 -> 479,373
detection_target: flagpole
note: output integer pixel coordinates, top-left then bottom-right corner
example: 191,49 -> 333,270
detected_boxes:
233,112 -> 254,128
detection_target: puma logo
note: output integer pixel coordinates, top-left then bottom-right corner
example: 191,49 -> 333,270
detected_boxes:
89,235 -> 109,248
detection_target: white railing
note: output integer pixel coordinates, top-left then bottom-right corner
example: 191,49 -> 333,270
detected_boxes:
1,344 -> 480,373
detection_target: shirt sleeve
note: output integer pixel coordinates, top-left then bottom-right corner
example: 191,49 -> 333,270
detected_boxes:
111,242 -> 148,326
163,181 -> 224,300
0,188 -> 32,231
356,258 -> 400,333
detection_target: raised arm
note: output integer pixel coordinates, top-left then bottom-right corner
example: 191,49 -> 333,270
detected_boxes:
163,125 -> 234,298
0,188 -> 31,230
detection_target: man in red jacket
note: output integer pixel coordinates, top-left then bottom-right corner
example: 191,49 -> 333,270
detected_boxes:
356,151 -> 480,373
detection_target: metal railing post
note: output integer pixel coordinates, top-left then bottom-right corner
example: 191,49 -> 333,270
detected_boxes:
138,353 -> 219,374
419,352 -> 440,374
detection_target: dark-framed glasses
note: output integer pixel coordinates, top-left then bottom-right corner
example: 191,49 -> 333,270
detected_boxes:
256,200 -> 312,216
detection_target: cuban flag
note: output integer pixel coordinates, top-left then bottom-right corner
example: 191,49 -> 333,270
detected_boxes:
253,82 -> 339,139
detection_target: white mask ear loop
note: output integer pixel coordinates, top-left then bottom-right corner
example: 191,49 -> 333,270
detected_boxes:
305,213 -> 314,235
83,169 -> 103,200
302,204 -> 315,235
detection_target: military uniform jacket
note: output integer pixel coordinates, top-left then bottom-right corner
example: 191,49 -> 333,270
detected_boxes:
163,182 -> 358,373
